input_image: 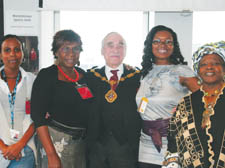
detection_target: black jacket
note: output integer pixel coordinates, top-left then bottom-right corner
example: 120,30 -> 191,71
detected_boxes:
86,64 -> 142,158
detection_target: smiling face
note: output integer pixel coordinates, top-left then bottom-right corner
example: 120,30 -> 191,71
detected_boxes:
55,41 -> 81,70
198,54 -> 225,86
102,33 -> 126,68
152,31 -> 174,65
0,38 -> 23,71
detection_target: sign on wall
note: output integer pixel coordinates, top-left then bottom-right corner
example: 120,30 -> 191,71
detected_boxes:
4,10 -> 39,36
3,10 -> 39,74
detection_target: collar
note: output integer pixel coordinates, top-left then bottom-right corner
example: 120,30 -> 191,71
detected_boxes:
0,66 -> 29,95
105,64 -> 124,80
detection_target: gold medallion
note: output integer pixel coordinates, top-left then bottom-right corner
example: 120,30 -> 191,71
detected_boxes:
105,89 -> 117,103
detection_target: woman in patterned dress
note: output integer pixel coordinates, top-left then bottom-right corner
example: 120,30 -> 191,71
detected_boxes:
163,41 -> 225,168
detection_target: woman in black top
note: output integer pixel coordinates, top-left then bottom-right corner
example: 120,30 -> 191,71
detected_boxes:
31,30 -> 93,168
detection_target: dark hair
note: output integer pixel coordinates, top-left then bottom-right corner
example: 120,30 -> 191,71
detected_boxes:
141,25 -> 187,78
0,34 -> 24,52
51,29 -> 83,57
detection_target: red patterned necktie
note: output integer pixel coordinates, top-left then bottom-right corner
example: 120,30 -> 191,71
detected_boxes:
110,70 -> 119,90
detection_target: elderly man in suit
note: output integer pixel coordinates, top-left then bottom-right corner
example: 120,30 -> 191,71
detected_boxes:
87,32 -> 141,168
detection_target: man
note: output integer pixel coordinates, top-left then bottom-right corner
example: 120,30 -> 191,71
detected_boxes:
87,32 -> 141,168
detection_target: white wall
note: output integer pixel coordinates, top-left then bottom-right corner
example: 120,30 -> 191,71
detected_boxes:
4,0 -> 224,70
39,11 -> 55,69
4,0 -> 39,11
43,0 -> 225,11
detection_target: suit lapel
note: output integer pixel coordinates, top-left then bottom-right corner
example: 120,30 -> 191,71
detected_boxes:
98,66 -> 106,78
121,64 -> 130,77
97,66 -> 111,91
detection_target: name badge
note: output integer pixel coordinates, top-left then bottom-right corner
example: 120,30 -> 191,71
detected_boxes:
75,84 -> 94,99
10,129 -> 20,140
138,97 -> 149,113
26,99 -> 31,114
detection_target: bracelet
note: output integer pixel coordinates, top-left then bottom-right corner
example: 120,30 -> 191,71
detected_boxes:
162,157 -> 179,166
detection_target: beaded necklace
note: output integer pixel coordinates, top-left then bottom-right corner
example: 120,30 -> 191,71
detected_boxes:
57,65 -> 79,83
201,83 -> 225,129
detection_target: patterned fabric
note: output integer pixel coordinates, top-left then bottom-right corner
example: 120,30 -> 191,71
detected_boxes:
167,92 -> 225,168
169,96 -> 205,167
36,126 -> 86,168
192,41 -> 225,73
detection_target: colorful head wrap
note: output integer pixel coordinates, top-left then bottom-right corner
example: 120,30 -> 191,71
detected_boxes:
192,41 -> 225,74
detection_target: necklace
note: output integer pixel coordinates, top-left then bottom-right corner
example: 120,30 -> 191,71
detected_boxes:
200,83 -> 225,168
57,65 -> 79,82
90,68 -> 140,103
203,89 -> 220,97
90,69 -> 140,85
1,69 -> 21,82
201,84 -> 225,129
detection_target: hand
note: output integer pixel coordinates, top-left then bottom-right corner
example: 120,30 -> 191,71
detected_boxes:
171,107 -> 177,114
47,153 -> 62,168
45,112 -> 50,119
2,142 -> 24,161
5,152 -> 22,161
15,152 -> 22,161
124,64 -> 135,70
179,76 -> 200,92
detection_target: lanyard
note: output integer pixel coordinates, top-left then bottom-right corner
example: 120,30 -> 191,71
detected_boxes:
2,70 -> 21,129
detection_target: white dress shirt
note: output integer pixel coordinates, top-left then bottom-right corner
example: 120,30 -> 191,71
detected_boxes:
105,64 -> 124,80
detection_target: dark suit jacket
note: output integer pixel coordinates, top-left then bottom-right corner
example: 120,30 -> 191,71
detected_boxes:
86,64 -> 142,158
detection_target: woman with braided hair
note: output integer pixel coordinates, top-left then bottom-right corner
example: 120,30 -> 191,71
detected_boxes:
136,25 -> 199,168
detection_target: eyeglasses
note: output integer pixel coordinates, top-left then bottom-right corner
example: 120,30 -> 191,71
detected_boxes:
152,39 -> 174,46
60,46 -> 81,54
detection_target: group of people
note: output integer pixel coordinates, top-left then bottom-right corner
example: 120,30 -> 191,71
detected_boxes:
0,25 -> 224,168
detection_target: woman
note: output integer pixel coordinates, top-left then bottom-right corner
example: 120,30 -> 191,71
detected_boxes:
0,34 -> 36,168
163,41 -> 225,168
136,25 -> 199,168
31,30 -> 93,168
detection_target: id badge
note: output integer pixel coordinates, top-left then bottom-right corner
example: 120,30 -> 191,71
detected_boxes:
138,97 -> 149,113
10,129 -> 20,140
25,99 -> 31,114
75,84 -> 94,99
